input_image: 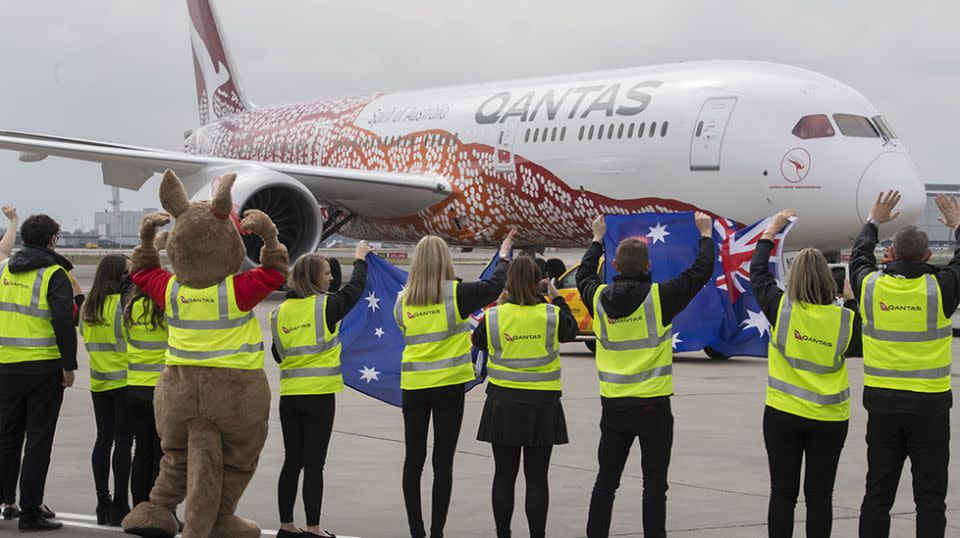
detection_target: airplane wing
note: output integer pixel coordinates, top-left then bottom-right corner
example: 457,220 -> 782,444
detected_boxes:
0,130 -> 452,217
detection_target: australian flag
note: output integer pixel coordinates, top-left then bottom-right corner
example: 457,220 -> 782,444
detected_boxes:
339,253 -> 496,406
603,212 -> 794,357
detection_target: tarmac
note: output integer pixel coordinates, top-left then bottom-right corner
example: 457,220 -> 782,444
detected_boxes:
1,263 -> 958,537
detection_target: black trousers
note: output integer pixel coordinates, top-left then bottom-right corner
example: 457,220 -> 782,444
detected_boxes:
763,406 -> 848,538
0,372 -> 64,520
1,435 -> 20,505
586,400 -> 673,538
90,388 -> 132,505
402,383 -> 465,538
491,444 -> 553,538
127,390 -> 161,506
277,394 -> 335,527
859,411 -> 950,538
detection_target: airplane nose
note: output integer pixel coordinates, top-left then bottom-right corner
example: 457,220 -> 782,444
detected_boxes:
857,152 -> 925,234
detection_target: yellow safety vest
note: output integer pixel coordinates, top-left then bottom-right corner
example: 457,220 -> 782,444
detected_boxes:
767,297 -> 853,421
164,275 -> 264,370
592,283 -> 673,398
82,293 -> 128,392
484,302 -> 562,391
125,296 -> 168,387
860,272 -> 952,393
271,294 -> 343,396
0,261 -> 64,364
395,280 -> 475,390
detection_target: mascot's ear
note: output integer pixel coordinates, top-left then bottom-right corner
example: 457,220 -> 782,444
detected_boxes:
159,169 -> 190,218
211,173 -> 237,219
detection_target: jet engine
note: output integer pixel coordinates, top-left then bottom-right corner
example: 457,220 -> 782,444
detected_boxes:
182,164 -> 323,266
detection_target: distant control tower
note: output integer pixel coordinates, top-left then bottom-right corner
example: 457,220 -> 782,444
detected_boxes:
109,186 -> 122,244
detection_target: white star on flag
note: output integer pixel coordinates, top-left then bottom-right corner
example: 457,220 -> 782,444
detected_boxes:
359,366 -> 381,383
646,222 -> 670,244
365,291 -> 381,312
672,332 -> 683,350
374,327 -> 385,338
740,309 -> 771,337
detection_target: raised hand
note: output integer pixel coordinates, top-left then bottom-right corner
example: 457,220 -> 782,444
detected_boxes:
842,277 -> 854,301
355,240 -> 373,260
139,212 -> 171,247
591,215 -> 606,242
935,194 -> 960,229
2,205 -> 17,222
154,231 -> 169,251
240,209 -> 279,248
694,211 -> 713,237
869,190 -> 901,224
764,209 -> 798,237
499,228 -> 518,259
542,278 -> 559,299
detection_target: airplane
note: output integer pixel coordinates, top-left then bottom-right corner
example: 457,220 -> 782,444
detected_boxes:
0,0 -> 926,265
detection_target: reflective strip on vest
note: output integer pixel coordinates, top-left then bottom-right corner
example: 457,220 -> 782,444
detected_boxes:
279,366 -> 343,379
0,262 -> 52,320
598,364 -> 673,384
393,281 -> 471,345
768,376 -> 850,406
128,363 -> 165,373
90,369 -> 128,381
127,339 -> 167,351
0,336 -> 57,346
595,291 -> 672,350
400,353 -> 471,372
487,306 -> 559,369
488,368 -> 562,383
862,273 -> 952,342
0,263 -> 63,364
773,300 -> 851,375
271,296 -> 341,359
85,295 -> 128,391
167,342 -> 264,361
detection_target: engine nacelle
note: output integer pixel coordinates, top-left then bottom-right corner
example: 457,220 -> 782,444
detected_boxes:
181,164 -> 323,266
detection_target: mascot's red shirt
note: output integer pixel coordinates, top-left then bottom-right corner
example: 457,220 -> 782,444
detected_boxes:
132,267 -> 285,312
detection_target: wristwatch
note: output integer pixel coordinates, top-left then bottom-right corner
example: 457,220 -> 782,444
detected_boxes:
866,216 -> 879,228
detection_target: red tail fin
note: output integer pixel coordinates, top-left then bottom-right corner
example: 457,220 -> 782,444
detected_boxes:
187,0 -> 253,124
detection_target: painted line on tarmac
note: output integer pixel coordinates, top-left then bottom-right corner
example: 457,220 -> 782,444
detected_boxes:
57,512 -> 365,537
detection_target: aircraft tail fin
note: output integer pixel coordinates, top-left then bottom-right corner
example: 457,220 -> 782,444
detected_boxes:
187,0 -> 254,124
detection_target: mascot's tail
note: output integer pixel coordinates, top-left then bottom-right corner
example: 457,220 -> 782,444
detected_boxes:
186,0 -> 254,125
184,420 -> 224,536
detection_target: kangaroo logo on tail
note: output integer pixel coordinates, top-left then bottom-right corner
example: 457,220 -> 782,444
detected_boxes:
187,0 -> 253,124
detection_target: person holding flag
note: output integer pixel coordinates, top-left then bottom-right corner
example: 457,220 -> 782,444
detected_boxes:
581,212 -> 715,538
471,255 -> 579,538
270,240 -> 373,538
750,209 -> 854,538
394,230 -> 515,538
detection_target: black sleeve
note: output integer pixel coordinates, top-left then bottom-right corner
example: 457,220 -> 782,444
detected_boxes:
456,259 -> 509,318
325,260 -> 368,332
471,313 -> 488,352
271,342 -> 283,365
576,241 -> 604,318
658,237 -> 715,324
73,294 -> 85,325
850,223 -> 879,301
553,296 -> 579,343
934,227 -> 960,316
48,269 -> 77,371
749,239 -> 784,327
842,299 -> 863,358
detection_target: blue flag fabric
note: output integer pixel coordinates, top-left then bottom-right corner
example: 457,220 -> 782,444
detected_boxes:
339,252 -> 498,406
603,212 -> 794,357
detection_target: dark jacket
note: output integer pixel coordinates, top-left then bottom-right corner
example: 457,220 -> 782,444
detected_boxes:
850,222 -> 957,415
0,245 -> 78,375
576,238 -> 715,408
272,259 -> 368,364
455,259 -> 509,319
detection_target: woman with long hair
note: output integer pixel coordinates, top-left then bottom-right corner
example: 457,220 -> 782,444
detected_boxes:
271,241 -> 372,538
122,286 -> 167,510
80,254 -> 133,525
749,209 -> 853,538
394,230 -> 515,538
472,256 -> 578,538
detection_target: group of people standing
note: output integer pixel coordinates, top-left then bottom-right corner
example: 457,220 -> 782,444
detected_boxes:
0,188 -> 954,538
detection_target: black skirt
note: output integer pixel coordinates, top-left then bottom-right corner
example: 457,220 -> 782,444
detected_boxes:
476,384 -> 569,447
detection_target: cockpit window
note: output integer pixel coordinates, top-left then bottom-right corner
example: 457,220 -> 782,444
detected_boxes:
872,115 -> 898,139
791,115 -> 835,139
833,114 -> 880,138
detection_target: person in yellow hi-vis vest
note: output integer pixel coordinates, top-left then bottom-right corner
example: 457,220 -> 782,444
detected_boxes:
750,209 -> 854,538
579,212 -> 715,538
122,285 -> 168,512
851,190 -> 959,538
471,256 -> 578,538
269,241 -> 371,538
80,254 -> 134,526
394,230 -> 515,538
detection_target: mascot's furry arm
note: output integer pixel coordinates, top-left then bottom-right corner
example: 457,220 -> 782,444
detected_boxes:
232,209 -> 289,311
129,212 -> 174,309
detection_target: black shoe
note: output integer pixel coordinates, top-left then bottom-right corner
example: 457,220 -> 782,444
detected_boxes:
108,498 -> 130,527
277,529 -> 306,537
39,505 -> 55,519
305,531 -> 337,538
17,516 -> 63,531
95,495 -> 111,525
2,506 -> 20,520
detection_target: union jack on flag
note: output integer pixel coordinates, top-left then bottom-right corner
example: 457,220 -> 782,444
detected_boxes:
714,216 -> 794,303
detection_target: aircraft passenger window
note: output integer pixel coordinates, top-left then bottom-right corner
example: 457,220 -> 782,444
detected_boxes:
627,124 -> 635,138
695,121 -> 704,137
638,123 -> 645,138
588,125 -> 595,140
872,115 -> 898,139
617,124 -> 624,139
661,121 -> 669,137
578,126 -> 584,140
607,125 -> 614,139
833,114 -> 878,138
551,127 -> 557,141
791,115 -> 835,139
533,128 -> 540,142
649,122 -> 657,137
598,125 -> 605,139
524,130 -> 530,143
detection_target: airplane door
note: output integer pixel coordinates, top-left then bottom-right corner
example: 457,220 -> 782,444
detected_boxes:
494,118 -> 518,175
690,97 -> 737,171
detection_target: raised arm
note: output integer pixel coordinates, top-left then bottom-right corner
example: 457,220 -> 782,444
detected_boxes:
232,210 -> 289,312
851,190 -> 900,297
576,215 -> 606,318
0,205 -> 18,261
456,229 -> 515,316
931,194 -> 960,316
325,241 -> 373,329
749,209 -> 795,326
658,211 -> 716,324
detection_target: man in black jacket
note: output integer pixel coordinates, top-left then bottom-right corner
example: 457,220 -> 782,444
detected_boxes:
579,213 -> 715,538
0,214 -> 78,532
851,190 -> 958,537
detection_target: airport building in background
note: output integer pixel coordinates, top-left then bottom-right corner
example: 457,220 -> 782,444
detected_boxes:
94,208 -> 158,246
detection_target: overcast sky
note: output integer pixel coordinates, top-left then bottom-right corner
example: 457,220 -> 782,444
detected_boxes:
0,1 -> 955,230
